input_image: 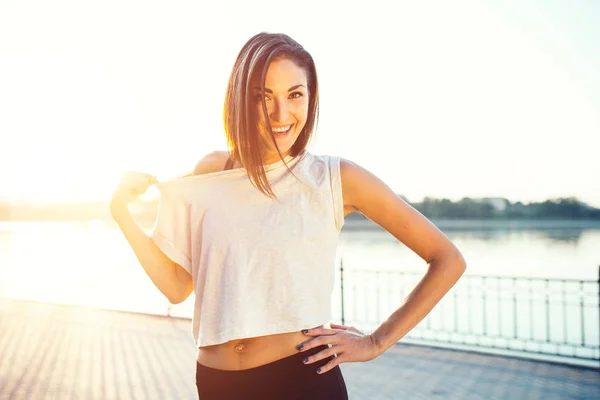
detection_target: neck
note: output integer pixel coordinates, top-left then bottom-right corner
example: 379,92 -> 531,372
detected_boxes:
262,151 -> 292,166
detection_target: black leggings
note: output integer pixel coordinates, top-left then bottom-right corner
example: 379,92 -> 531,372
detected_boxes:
195,345 -> 348,400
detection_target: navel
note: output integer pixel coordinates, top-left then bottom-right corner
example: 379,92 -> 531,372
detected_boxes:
234,342 -> 245,353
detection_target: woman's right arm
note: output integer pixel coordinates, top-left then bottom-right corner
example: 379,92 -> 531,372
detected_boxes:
110,172 -> 193,304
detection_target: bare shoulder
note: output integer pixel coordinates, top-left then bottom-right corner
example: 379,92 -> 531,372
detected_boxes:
340,156 -> 417,219
339,157 -> 463,264
339,158 -> 361,215
339,158 -> 380,215
193,151 -> 230,176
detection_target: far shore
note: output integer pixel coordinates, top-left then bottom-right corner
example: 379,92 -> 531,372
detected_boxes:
342,218 -> 600,230
2,217 -> 600,231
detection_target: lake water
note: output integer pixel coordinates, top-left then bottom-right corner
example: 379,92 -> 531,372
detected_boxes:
1,219 -> 598,364
1,219 -> 598,313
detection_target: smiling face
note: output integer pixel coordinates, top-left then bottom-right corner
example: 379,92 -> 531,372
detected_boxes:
254,58 -> 309,164
223,32 -> 319,198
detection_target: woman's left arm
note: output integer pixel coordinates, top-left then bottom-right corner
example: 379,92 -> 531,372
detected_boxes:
300,158 -> 467,373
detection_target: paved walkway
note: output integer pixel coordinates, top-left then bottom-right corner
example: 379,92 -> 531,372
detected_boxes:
0,298 -> 598,399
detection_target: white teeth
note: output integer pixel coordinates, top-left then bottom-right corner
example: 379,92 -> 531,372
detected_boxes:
272,125 -> 291,133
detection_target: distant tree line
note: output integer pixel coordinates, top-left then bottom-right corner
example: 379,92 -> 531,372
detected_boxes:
1,196 -> 600,221
346,196 -> 600,220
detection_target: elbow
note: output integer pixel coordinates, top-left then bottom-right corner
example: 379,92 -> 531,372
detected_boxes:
166,263 -> 193,304
166,290 -> 188,305
432,248 -> 467,277
167,295 -> 183,305
451,250 -> 467,276
166,281 -> 193,305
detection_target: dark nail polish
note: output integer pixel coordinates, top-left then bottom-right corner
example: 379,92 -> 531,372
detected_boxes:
302,329 -> 309,334
302,357 -> 309,363
316,368 -> 321,374
296,344 -> 304,351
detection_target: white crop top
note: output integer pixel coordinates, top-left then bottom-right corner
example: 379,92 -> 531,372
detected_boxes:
150,152 -> 345,347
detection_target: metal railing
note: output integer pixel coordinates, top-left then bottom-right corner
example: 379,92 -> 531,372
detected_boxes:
334,260 -> 600,363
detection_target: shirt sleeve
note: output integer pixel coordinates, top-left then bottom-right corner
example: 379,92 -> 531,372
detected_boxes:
328,155 -> 345,232
150,184 -> 192,275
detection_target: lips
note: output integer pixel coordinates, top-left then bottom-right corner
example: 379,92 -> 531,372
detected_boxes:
272,124 -> 294,137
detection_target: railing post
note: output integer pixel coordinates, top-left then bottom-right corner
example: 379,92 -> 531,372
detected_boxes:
340,258 -> 345,326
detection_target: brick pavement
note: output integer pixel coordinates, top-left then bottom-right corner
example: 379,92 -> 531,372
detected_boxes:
1,298 -> 598,400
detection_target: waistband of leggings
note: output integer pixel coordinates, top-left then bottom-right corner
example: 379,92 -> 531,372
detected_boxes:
196,344 -> 329,375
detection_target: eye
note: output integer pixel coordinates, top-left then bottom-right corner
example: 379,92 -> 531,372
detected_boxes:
289,92 -> 303,99
254,93 -> 271,102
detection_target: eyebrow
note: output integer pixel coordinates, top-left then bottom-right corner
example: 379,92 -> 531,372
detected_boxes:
254,84 -> 306,93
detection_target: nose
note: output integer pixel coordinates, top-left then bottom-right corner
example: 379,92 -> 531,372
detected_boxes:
270,98 -> 289,122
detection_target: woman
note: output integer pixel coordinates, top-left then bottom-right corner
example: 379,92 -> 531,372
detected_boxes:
111,32 -> 466,399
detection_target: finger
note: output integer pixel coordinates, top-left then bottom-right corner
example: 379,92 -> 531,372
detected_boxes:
298,334 -> 340,352
130,186 -> 143,197
134,183 -> 148,194
302,327 -> 340,337
145,174 -> 158,184
133,176 -> 156,192
331,323 -> 361,334
134,174 -> 155,185
316,355 -> 344,375
330,323 -> 350,330
302,345 -> 339,365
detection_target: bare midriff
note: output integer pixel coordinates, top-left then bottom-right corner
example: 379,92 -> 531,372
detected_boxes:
197,324 -> 324,370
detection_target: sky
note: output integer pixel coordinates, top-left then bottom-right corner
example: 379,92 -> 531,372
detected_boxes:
1,0 -> 599,207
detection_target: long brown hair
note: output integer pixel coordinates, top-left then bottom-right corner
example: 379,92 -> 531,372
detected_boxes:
223,32 -> 319,199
